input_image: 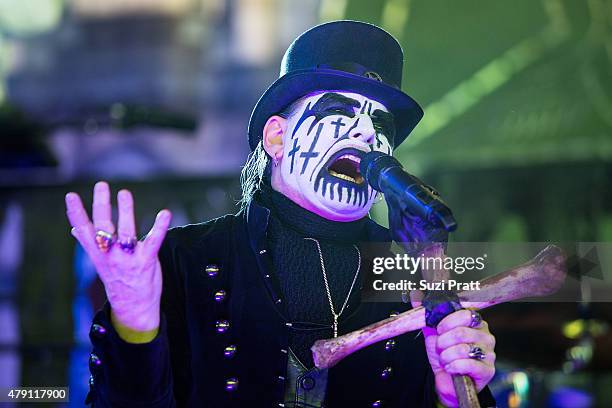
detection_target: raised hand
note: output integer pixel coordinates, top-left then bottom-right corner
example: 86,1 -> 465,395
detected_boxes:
65,181 -> 172,334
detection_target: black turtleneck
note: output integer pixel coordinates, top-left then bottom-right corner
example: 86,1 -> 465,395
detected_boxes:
257,185 -> 368,368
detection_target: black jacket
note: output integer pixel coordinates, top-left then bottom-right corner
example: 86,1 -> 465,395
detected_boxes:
86,199 -> 496,407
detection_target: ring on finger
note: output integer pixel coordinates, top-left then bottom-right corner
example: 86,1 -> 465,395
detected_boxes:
118,236 -> 138,254
469,310 -> 482,328
95,230 -> 116,253
467,344 -> 486,360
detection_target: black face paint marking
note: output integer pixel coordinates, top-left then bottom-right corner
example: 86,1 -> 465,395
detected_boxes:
360,102 -> 367,114
315,169 -> 369,206
299,122 -> 323,175
331,117 -> 346,138
375,133 -> 383,149
308,117 -> 361,182
367,102 -> 372,115
288,138 -> 301,174
314,177 -> 322,193
292,102 -> 312,139
371,109 -> 396,148
291,93 -> 360,138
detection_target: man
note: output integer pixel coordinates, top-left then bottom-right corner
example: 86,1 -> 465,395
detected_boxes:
66,21 -> 497,407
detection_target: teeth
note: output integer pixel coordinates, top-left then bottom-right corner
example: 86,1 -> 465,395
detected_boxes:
329,170 -> 356,183
328,170 -> 364,184
338,154 -> 361,164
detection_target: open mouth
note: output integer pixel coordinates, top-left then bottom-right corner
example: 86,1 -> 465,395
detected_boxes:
314,148 -> 372,206
327,152 -> 364,185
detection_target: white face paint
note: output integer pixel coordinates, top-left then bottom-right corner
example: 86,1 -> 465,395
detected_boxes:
271,91 -> 394,221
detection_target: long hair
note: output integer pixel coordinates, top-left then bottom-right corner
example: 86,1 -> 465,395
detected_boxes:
238,98 -> 303,209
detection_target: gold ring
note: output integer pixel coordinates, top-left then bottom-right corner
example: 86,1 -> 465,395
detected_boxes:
95,230 -> 115,253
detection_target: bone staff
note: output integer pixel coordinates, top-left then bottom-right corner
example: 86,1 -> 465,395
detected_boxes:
421,243 -> 481,408
311,245 -> 567,370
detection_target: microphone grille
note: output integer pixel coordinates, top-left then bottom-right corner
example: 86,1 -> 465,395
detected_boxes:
359,151 -> 402,191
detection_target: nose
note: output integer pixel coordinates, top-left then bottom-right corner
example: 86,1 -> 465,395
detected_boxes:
347,114 -> 376,145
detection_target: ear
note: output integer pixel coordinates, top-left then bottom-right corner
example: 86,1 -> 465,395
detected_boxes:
262,115 -> 287,161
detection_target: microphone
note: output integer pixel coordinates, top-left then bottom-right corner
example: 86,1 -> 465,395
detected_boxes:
360,151 -> 457,232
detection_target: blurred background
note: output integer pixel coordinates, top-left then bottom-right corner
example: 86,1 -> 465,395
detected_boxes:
0,0 -> 611,406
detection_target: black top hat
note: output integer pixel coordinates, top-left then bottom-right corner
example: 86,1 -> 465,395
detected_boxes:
247,20 -> 423,151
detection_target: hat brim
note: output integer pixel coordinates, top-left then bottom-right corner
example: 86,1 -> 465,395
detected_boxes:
247,68 -> 423,151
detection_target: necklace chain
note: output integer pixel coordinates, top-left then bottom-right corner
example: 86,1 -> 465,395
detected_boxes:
304,237 -> 361,338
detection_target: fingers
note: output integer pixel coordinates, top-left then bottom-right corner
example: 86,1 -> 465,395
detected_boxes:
439,343 -> 496,367
436,326 -> 495,351
143,210 -> 172,258
437,309 -> 486,335
65,192 -> 100,257
443,358 -> 495,382
117,189 -> 136,241
93,181 -> 115,234
65,192 -> 91,230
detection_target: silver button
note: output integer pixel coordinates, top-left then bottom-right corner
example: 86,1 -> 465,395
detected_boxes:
259,249 -> 267,254
385,339 -> 396,351
214,290 -> 227,302
224,345 -> 237,358
381,367 -> 393,379
215,320 -> 230,333
389,311 -> 399,317
225,377 -> 238,391
205,264 -> 220,277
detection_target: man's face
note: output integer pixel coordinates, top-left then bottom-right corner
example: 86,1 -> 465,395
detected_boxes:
273,91 -> 394,221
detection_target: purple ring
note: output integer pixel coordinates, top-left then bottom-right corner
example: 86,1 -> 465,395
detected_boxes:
118,237 -> 137,254
469,310 -> 482,328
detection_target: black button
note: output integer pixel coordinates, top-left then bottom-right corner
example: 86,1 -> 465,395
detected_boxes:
90,324 -> 106,338
89,353 -> 101,370
300,375 -> 315,390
